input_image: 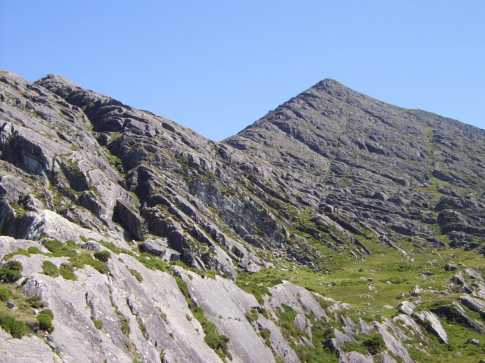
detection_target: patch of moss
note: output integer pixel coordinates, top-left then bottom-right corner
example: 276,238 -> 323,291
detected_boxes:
236,269 -> 282,304
0,286 -> 12,302
4,246 -> 42,260
0,313 -> 28,338
129,269 -> 143,283
120,315 -> 130,336
276,304 -> 300,340
59,263 -> 77,280
136,316 -> 148,339
42,239 -> 77,257
37,309 -> 54,333
137,254 -> 169,272
99,240 -> 133,255
41,261 -> 59,277
70,253 -> 109,275
245,308 -> 259,323
0,283 -> 47,338
93,318 -> 103,330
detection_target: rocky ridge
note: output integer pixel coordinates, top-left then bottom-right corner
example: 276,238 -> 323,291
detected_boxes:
0,70 -> 484,362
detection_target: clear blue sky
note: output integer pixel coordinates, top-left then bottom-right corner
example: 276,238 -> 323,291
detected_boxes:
1,1 -> 484,140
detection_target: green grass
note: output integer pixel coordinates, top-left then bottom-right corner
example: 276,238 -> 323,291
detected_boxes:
276,304 -> 300,340
236,269 -> 282,303
0,286 -> 12,302
42,239 -> 78,257
238,246 -> 484,320
99,240 -> 133,255
70,253 -> 109,274
0,313 -> 28,338
245,308 -> 258,323
274,304 -> 338,363
41,239 -> 109,275
4,246 -> 41,260
0,261 -> 23,283
106,153 -> 124,172
41,261 -> 59,277
237,244 -> 485,362
407,318 -> 485,363
37,309 -> 54,332
120,315 -> 130,336
137,254 -> 170,272
0,283 -> 48,338
342,333 -> 385,355
59,263 -> 77,280
129,268 -> 143,282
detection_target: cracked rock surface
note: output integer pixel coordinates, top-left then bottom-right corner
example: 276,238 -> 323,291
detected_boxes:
0,70 -> 484,362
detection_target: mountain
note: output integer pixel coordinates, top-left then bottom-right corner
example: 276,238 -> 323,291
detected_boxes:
0,70 -> 484,363
226,79 -> 485,251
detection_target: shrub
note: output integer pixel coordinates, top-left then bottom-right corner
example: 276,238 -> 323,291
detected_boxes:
37,309 -> 54,332
0,286 -> 12,302
93,250 -> 111,262
0,261 -> 23,282
0,313 -> 28,338
42,261 -> 59,277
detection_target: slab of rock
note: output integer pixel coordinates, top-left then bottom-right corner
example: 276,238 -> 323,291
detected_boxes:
414,311 -> 448,344
175,267 -> 276,363
340,351 -> 374,363
257,316 -> 300,363
0,329 -> 59,363
375,320 -> 413,363
265,281 -> 327,320
460,294 -> 485,317
398,301 -> 416,316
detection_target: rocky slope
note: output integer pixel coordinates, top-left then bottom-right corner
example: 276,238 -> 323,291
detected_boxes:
0,70 -> 484,362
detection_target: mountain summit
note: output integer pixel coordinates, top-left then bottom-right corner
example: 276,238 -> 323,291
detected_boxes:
0,70 -> 484,362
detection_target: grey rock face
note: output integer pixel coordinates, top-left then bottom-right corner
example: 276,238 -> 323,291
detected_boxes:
414,311 -> 448,344
175,267 -> 276,363
1,70 -> 484,362
0,329 -> 59,363
225,79 -> 485,253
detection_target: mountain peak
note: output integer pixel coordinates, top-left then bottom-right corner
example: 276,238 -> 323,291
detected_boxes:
314,78 -> 344,89
36,73 -> 82,91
